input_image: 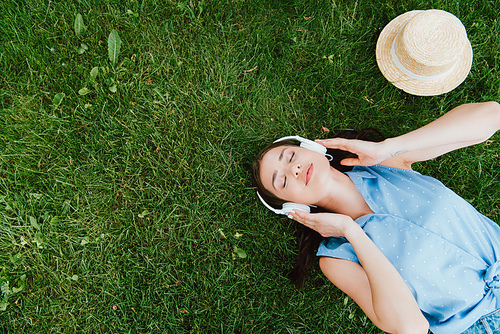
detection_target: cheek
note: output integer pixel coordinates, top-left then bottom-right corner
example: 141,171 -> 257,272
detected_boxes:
283,184 -> 317,204
273,184 -> 302,203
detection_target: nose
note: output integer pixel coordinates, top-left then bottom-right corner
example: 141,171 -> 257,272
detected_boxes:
291,163 -> 302,178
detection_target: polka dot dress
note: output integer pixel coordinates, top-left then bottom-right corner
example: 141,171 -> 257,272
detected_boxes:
317,165 -> 500,334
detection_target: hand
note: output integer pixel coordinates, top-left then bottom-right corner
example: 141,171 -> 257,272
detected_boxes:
288,210 -> 358,238
316,138 -> 393,166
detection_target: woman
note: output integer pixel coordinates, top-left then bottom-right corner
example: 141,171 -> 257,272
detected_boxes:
252,101 -> 500,334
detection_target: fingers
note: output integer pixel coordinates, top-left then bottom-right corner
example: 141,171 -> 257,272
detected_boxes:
288,209 -> 306,221
288,209 -> 314,228
340,157 -> 361,166
315,138 -> 348,150
317,138 -> 383,166
316,138 -> 363,157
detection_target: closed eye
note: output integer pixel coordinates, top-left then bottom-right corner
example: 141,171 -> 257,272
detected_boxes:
283,152 -> 294,187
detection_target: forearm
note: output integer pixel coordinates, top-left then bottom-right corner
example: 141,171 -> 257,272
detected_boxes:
317,101 -> 500,167
345,225 -> 428,333
383,101 -> 500,159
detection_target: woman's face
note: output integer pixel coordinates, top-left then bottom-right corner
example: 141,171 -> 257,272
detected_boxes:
259,145 -> 332,205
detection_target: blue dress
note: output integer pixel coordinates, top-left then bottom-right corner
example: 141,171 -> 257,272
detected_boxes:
317,165 -> 500,334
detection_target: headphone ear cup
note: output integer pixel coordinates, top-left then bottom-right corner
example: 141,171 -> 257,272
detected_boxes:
299,139 -> 327,155
281,202 -> 311,215
274,135 -> 326,156
257,192 -> 312,216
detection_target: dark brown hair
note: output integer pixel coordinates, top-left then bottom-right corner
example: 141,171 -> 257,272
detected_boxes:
252,129 -> 385,289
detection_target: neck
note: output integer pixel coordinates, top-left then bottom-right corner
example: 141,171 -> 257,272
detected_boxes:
316,168 -> 373,220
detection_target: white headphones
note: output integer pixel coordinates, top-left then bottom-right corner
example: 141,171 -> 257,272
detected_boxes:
256,135 -> 332,216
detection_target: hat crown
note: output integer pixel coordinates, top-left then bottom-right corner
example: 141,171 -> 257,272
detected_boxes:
401,10 -> 467,68
376,9 -> 473,96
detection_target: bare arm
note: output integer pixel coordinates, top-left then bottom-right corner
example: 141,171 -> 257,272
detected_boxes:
289,210 -> 429,334
317,101 -> 500,169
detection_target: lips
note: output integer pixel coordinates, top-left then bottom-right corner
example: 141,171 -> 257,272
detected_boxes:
304,164 -> 313,185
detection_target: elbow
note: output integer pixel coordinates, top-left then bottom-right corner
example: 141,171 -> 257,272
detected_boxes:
491,101 -> 500,130
379,316 -> 429,334
381,314 -> 428,334
484,101 -> 500,132
472,101 -> 500,143
397,317 -> 429,334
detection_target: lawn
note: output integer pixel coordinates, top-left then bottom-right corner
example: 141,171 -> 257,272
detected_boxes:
1,0 -> 499,333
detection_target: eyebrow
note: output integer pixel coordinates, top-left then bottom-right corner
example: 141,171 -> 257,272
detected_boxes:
271,148 -> 286,190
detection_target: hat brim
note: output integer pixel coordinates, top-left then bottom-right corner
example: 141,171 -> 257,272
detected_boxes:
376,10 -> 473,96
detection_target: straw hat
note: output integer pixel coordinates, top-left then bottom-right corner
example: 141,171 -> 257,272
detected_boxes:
376,9 -> 473,96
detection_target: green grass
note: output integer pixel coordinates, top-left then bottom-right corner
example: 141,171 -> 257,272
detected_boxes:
0,0 -> 499,333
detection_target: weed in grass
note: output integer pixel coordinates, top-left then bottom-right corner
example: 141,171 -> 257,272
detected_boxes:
72,12 -> 124,96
